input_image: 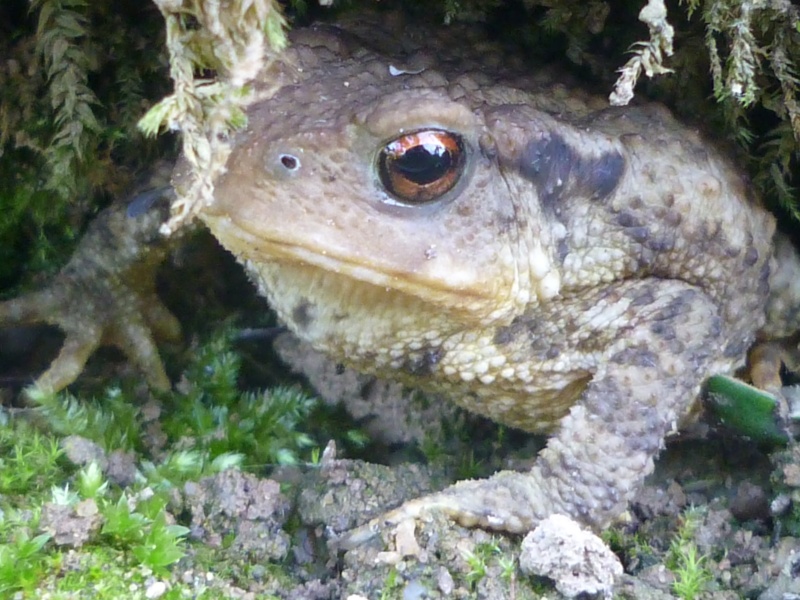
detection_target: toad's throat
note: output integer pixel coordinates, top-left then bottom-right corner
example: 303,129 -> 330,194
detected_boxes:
245,258 -> 473,372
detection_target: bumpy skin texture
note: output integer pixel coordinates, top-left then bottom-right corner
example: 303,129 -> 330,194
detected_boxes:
198,15 -> 776,533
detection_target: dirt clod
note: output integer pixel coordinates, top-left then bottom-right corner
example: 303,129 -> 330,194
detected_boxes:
519,514 -> 622,599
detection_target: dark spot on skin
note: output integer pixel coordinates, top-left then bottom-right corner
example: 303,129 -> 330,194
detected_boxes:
545,346 -> 560,359
517,133 -> 625,206
582,378 -> 624,420
494,327 -> 513,345
292,300 -> 315,330
653,292 -> 692,323
335,363 -> 346,375
645,236 -> 675,252
574,151 -> 626,201
635,249 -> 657,271
757,261 -> 771,297
609,347 -> 659,367
616,212 -> 674,252
663,209 -> 682,227
626,227 -> 651,243
493,316 -> 527,346
616,211 -> 641,228
649,321 -> 676,341
704,316 -> 722,339
725,246 -> 740,259
630,289 -> 656,307
424,348 -> 444,368
556,237 -> 569,263
493,315 -> 542,346
743,247 -> 759,267
518,134 -> 572,205
403,347 -> 445,376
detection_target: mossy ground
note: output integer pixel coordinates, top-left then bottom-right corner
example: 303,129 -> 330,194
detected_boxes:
1,314 -> 796,598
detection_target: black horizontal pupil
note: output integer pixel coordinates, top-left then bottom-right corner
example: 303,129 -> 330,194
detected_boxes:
394,144 -> 451,186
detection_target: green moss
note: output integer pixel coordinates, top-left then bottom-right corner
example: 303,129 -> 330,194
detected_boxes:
0,328 -> 329,594
30,386 -> 143,452
378,567 -> 403,600
0,529 -> 52,595
665,509 -> 713,600
160,332 -> 318,467
0,420 -> 65,496
28,330 -> 320,468
0,0 -> 170,290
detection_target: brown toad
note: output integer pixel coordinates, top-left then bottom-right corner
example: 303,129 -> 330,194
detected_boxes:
198,17 -> 779,534
1,14 -> 791,536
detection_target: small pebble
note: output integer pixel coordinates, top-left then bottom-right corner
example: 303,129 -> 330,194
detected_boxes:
145,581 -> 167,599
437,567 -> 454,595
402,580 -> 427,600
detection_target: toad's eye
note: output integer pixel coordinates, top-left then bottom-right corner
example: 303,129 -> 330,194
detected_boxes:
377,129 -> 466,205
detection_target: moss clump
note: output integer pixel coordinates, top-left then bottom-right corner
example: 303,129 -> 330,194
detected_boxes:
0,0 -> 171,290
0,329 -> 327,596
29,330 -> 319,466
666,509 -> 712,600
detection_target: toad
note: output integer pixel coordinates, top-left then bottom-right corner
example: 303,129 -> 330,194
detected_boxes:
1,13 -> 794,535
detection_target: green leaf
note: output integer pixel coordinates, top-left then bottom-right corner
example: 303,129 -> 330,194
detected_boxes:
101,495 -> 148,543
131,514 -> 188,572
15,534 -> 51,559
706,375 -> 788,445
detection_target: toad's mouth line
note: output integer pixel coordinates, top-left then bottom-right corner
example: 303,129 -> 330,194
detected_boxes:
202,213 -> 498,307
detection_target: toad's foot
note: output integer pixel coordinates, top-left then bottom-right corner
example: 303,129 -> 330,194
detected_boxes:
333,472 -> 552,550
0,175 -> 181,394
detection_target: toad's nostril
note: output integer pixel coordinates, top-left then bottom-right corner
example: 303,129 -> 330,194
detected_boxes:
280,154 -> 301,171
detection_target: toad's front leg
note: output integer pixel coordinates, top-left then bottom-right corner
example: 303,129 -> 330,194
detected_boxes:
337,279 -> 726,546
0,169 -> 181,394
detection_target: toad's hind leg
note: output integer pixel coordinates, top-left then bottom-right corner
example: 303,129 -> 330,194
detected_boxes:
337,281 -> 726,546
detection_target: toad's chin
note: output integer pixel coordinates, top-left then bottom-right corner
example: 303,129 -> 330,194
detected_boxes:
241,257 -> 461,373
